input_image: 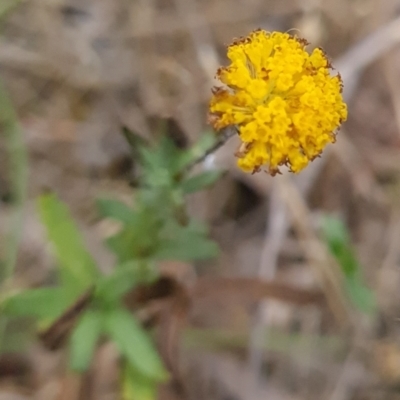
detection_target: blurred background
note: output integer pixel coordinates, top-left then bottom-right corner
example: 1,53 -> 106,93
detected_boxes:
2,0 -> 400,399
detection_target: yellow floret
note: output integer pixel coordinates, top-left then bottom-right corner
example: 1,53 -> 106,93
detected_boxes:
209,29 -> 347,175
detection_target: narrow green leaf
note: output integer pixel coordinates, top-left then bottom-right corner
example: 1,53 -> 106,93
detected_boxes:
157,135 -> 180,171
345,276 -> 376,314
155,237 -> 218,261
122,361 -> 158,400
122,127 -> 149,153
96,263 -> 139,303
1,287 -> 69,320
139,135 -> 179,175
155,222 -> 218,261
37,193 -> 100,295
139,140 -> 175,188
320,215 -> 350,244
69,309 -> 102,372
104,308 -> 168,381
96,198 -> 135,224
106,208 -> 162,262
320,216 -> 357,276
95,261 -> 157,303
181,170 -> 222,194
320,215 -> 376,314
106,230 -> 134,263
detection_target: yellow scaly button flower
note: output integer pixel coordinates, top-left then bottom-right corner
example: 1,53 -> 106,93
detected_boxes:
209,29 -> 347,175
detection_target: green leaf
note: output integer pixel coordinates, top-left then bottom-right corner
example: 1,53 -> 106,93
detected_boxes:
138,134 -> 213,187
155,222 -> 218,261
138,135 -> 180,181
37,193 -> 100,295
320,216 -> 357,276
320,215 -> 376,314
321,215 -> 359,278
181,170 -> 222,194
106,230 -> 134,263
69,309 -> 103,372
345,276 -> 376,314
321,215 -> 350,243
95,261 -> 157,304
1,287 -> 70,320
155,236 -> 218,261
106,208 -> 162,262
122,126 -> 149,154
104,308 -> 168,381
96,198 -> 135,224
122,361 -> 158,400
156,134 -> 181,173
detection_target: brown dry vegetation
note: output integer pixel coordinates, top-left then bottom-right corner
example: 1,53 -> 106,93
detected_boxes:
2,0 -> 400,399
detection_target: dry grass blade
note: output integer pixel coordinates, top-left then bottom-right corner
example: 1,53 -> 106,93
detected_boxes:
191,277 -> 325,307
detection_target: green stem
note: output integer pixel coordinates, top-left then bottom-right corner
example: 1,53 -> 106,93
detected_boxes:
186,126 -> 237,170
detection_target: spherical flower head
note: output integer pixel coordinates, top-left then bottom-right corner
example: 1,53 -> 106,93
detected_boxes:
209,29 -> 347,175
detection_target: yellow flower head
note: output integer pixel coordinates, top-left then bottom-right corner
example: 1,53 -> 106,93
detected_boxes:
209,29 -> 347,175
